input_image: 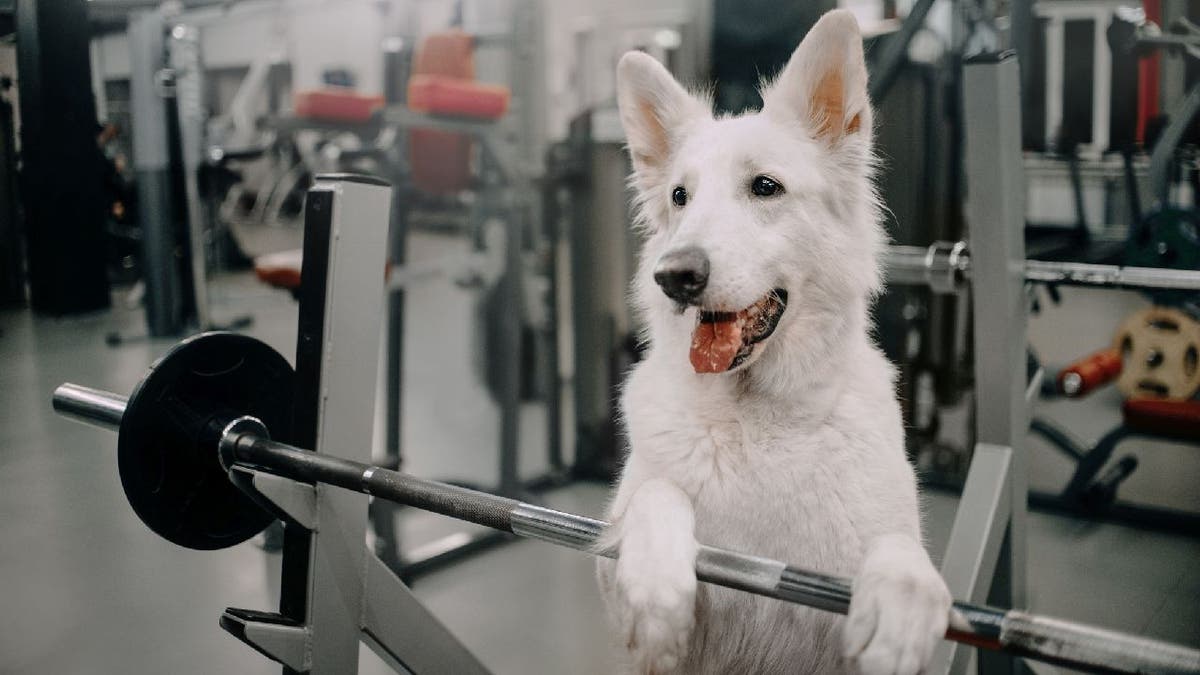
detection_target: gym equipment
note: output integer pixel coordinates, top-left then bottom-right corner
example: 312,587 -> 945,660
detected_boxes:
1057,348 -> 1123,398
885,242 -> 1200,293
260,63 -> 559,579
881,53 -> 1200,674
248,7 -> 553,579
1021,304 -> 1200,535
1112,12 -> 1200,310
292,90 -> 386,123
1127,209 -> 1200,278
1031,306 -> 1200,402
1113,307 -> 1200,400
115,11 -> 255,344
1126,209 -> 1200,309
52,339 -> 1200,674
1028,399 -> 1200,534
888,240 -> 1200,536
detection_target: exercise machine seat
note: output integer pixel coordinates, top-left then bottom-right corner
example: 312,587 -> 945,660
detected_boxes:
407,30 -> 497,195
293,90 -> 385,123
254,249 -> 304,292
408,75 -> 509,120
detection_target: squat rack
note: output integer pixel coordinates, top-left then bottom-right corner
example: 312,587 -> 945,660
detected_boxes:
50,56 -> 1200,675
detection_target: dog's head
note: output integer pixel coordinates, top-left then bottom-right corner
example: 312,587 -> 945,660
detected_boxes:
618,10 -> 883,381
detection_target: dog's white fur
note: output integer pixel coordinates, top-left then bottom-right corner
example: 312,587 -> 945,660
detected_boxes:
597,10 -> 953,675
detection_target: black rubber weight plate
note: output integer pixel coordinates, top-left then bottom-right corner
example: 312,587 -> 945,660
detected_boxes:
118,332 -> 295,550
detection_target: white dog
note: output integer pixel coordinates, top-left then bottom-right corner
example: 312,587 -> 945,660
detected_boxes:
597,10 -> 953,675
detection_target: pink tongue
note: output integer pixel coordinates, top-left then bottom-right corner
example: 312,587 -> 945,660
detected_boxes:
690,317 -> 742,373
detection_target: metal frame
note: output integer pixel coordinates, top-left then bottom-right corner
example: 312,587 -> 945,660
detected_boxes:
167,23 -> 212,332
926,53 -> 1029,675
233,174 -> 490,673
128,8 -> 187,338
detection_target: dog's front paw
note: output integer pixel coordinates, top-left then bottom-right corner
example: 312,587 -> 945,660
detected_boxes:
612,537 -> 697,674
842,534 -> 952,675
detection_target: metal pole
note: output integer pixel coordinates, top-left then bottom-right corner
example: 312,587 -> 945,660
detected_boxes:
52,384 -> 127,430
935,52 -> 1029,675
129,10 -> 185,337
883,243 -> 1200,292
1021,259 -> 1200,290
51,383 -> 1200,675
167,23 -> 212,330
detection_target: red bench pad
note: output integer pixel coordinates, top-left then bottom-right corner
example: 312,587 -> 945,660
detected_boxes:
254,249 -> 304,291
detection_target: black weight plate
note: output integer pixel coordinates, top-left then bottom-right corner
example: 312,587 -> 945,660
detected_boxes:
118,332 -> 295,550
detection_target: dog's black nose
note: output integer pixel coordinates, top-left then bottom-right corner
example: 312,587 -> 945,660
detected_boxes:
654,247 -> 709,304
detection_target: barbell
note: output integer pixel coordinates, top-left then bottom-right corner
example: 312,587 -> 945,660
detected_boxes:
885,242 -> 1200,294
53,332 -> 1200,674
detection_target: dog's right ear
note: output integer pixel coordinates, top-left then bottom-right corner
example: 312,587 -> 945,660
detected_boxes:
616,51 -> 706,183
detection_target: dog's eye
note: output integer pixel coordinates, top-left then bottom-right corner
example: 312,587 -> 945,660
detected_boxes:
671,186 -> 688,208
750,175 -> 784,197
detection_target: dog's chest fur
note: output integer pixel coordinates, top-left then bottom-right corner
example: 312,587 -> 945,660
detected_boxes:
616,340 -> 919,673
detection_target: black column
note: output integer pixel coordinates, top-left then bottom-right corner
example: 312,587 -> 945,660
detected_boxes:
16,0 -> 111,314
0,83 -> 22,307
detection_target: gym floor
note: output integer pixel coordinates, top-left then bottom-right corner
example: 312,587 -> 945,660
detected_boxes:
1,231 -> 1197,675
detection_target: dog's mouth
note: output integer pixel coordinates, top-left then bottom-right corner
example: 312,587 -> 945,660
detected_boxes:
689,289 -> 788,374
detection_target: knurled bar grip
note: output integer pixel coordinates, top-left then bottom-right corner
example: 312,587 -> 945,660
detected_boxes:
235,437 -> 521,533
51,383 -> 1200,675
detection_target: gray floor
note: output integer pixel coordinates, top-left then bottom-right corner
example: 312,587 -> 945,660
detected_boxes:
1,233 -> 1197,674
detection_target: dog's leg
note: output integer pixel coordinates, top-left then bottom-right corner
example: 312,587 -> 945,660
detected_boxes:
842,533 -> 952,675
604,477 -> 698,675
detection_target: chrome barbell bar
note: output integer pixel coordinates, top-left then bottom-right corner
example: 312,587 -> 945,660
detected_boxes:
885,242 -> 1200,293
52,383 -> 1200,674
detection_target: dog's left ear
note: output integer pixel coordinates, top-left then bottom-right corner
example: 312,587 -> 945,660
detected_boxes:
762,10 -> 870,145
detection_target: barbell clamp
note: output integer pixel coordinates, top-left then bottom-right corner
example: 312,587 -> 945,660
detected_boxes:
220,418 -> 320,530
924,240 -> 970,295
